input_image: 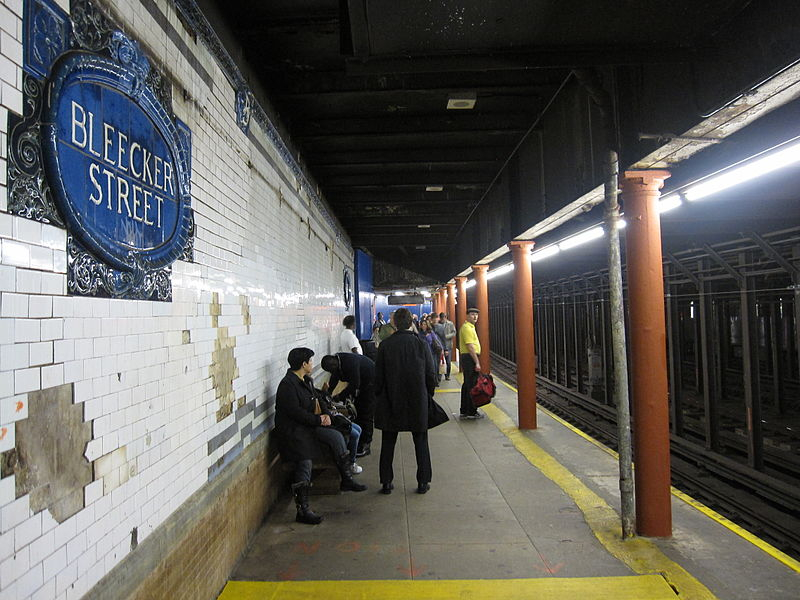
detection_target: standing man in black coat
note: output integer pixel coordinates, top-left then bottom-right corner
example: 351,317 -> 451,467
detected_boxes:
275,348 -> 366,525
321,351 -> 376,457
373,308 -> 437,494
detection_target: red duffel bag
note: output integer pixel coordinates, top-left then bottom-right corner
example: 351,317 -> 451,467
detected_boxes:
470,373 -> 496,408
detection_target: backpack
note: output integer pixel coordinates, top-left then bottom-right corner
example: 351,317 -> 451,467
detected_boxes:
470,373 -> 496,408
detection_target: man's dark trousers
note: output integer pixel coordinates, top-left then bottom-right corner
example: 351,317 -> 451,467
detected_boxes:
355,381 -> 375,449
379,430 -> 431,486
460,354 -> 480,416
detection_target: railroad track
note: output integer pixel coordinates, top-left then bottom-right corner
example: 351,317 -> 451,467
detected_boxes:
490,353 -> 800,560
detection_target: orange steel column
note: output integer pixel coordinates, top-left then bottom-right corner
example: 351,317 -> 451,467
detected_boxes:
455,276 -> 468,369
509,241 -> 537,429
622,169 -> 672,537
455,277 -> 467,332
472,264 -> 491,374
446,282 -> 456,320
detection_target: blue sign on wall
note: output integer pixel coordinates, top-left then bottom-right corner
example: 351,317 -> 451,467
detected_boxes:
42,47 -> 192,273
9,0 -> 193,301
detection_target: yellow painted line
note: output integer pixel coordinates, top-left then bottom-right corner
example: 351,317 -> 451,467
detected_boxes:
481,401 -> 716,600
433,388 -> 460,393
218,574 -> 678,599
493,375 -> 800,575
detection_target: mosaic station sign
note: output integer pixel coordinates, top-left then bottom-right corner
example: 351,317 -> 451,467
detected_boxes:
10,0 -> 193,300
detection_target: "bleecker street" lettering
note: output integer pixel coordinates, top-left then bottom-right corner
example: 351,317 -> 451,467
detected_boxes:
69,100 -> 174,228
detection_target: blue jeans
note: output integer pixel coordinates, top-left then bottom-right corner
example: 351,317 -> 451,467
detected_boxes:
348,422 -> 362,463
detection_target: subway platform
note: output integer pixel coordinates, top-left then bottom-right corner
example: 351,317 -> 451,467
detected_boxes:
217,374 -> 800,599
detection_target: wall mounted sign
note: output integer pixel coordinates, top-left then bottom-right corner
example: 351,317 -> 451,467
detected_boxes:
343,268 -> 352,310
10,0 -> 193,301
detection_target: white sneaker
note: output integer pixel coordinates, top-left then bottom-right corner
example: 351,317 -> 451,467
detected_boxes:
351,463 -> 363,474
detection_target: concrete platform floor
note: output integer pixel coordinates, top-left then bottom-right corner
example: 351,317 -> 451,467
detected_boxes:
219,374 -> 800,599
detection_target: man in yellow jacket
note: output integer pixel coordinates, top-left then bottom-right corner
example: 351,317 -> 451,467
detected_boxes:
459,308 -> 484,419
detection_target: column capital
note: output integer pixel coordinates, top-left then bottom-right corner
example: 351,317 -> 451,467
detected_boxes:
622,170 -> 671,192
454,275 -> 468,283
508,240 -> 535,253
471,264 -> 489,273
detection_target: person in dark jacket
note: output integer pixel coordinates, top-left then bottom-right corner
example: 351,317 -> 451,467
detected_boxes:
275,347 -> 366,525
321,352 -> 376,457
373,308 -> 437,494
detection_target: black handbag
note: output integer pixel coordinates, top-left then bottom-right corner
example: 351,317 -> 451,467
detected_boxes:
331,413 -> 353,437
428,396 -> 449,429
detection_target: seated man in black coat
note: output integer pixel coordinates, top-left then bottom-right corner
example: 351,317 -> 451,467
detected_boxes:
321,351 -> 376,457
275,347 -> 366,525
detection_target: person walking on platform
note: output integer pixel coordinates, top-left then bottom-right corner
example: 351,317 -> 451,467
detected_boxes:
459,308 -> 484,419
374,308 -> 437,494
434,312 -> 456,381
321,352 -> 376,457
340,315 -> 363,354
275,348 -> 367,525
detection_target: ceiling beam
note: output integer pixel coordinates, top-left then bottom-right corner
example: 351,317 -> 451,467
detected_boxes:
345,45 -> 702,75
320,173 -> 493,187
290,113 -> 536,136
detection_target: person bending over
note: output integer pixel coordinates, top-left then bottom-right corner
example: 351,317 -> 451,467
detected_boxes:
321,352 -> 376,457
275,347 -> 366,525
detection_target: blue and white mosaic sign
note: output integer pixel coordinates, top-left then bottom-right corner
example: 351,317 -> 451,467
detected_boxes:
10,0 -> 193,301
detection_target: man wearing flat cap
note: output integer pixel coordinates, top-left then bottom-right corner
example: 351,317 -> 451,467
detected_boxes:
459,307 -> 484,419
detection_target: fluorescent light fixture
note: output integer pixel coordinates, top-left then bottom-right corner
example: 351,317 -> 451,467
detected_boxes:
447,92 -> 477,110
421,290 -> 431,297
558,226 -> 604,251
531,245 -> 560,262
486,263 -> 514,280
395,291 -> 404,296
685,140 -> 800,201
618,219 -> 627,229
417,224 -> 431,229
415,245 -> 427,250
464,279 -> 476,289
658,194 -> 682,213
425,185 -> 444,192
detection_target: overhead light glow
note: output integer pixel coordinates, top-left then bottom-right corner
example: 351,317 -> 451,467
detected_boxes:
446,92 -> 477,110
531,245 -> 560,262
425,185 -> 444,192
685,140 -> 800,201
486,263 -> 514,280
558,226 -> 604,251
395,291 -> 404,296
658,194 -> 683,213
417,224 -> 431,229
421,290 -> 431,297
464,279 -> 476,289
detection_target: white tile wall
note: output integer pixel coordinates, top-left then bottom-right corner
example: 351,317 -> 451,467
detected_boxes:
0,0 -> 353,598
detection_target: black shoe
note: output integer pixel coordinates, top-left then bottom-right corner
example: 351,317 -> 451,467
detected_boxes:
416,483 -> 430,494
292,483 -> 323,524
380,482 -> 394,495
445,376 -> 450,381
341,477 -> 368,492
356,443 -> 371,457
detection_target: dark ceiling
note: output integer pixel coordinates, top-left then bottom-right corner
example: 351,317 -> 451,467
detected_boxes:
208,0 -> 800,285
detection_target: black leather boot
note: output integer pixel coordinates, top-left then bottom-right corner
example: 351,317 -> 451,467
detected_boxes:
335,452 -> 367,492
292,482 -> 323,524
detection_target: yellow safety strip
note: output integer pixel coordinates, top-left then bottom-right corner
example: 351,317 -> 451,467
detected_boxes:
493,376 -> 800,575
219,574 -> 678,599
481,401 -> 716,599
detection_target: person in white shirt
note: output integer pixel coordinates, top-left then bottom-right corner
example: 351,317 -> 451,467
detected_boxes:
340,315 -> 363,354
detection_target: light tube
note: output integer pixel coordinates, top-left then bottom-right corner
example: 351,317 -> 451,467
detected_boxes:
486,263 -> 515,280
558,226 -> 604,250
685,140 -> 800,201
531,245 -> 560,262
658,195 -> 682,213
